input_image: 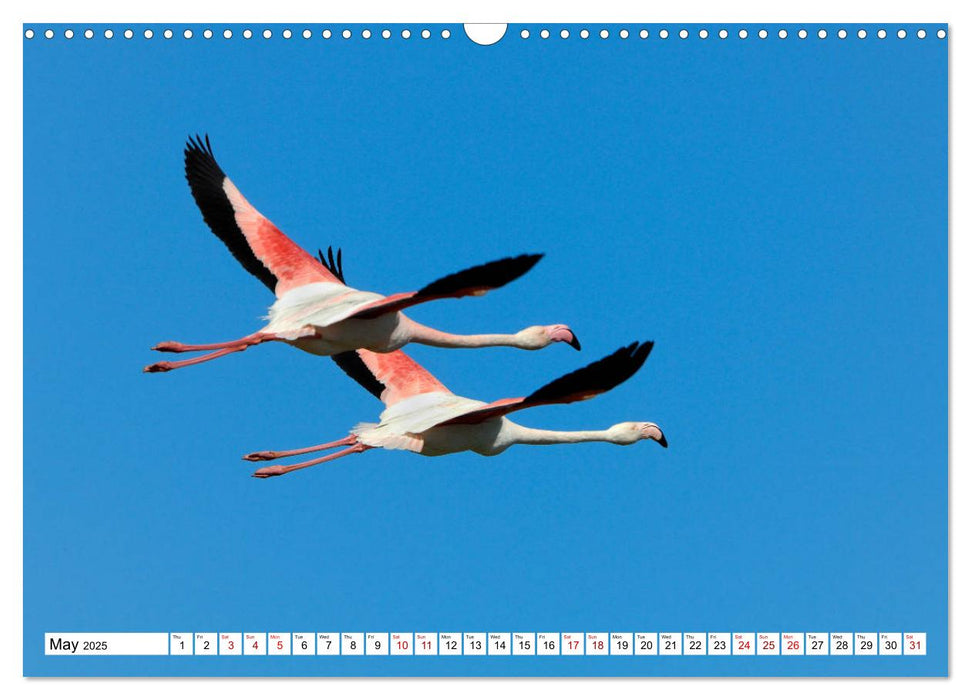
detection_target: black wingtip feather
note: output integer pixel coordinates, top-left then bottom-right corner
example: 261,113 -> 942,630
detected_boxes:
526,341 -> 655,405
417,253 -> 544,298
183,134 -> 278,292
332,351 -> 384,400
318,246 -> 346,283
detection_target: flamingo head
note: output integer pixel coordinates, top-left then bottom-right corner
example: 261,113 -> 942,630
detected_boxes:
517,324 -> 581,350
608,421 -> 668,448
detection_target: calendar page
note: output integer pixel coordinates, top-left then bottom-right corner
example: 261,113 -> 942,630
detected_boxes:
23,22 -> 947,677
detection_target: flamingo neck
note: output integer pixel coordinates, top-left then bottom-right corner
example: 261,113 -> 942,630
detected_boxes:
509,426 -> 618,446
406,321 -> 529,349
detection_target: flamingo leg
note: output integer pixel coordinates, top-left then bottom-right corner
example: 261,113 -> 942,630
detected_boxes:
143,346 -> 249,373
251,442 -> 373,478
152,332 -> 268,353
243,435 -> 357,462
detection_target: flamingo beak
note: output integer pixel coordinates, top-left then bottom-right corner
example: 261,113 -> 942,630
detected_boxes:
657,433 -> 668,448
567,333 -> 582,351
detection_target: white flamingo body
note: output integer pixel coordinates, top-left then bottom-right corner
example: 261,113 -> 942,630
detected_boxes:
145,136 -> 580,373
246,342 -> 667,478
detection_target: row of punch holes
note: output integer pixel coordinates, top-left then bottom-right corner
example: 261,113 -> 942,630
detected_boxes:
24,25 -> 948,42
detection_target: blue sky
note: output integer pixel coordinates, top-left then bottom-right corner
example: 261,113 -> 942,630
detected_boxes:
23,23 -> 947,676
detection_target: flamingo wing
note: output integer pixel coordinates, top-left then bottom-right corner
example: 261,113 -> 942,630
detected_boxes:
439,341 -> 655,426
342,254 -> 543,320
184,135 -> 342,296
332,348 -> 452,406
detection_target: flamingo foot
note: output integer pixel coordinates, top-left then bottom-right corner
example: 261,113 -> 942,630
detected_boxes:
252,466 -> 285,478
243,451 -> 279,462
143,361 -> 173,373
152,341 -> 186,352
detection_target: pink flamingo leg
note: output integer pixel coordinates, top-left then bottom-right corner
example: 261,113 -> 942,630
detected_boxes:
243,436 -> 357,462
143,346 -> 247,373
252,443 -> 372,478
152,332 -> 268,353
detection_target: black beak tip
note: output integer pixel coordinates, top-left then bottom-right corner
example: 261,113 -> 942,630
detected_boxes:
568,334 -> 582,351
658,434 -> 668,448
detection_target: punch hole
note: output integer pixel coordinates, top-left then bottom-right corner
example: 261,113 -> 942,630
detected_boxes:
858,29 -> 867,39
658,29 -> 668,39
124,29 -> 133,39
520,29 -> 529,39
303,29 -> 312,39
263,29 -> 272,39
104,29 -> 113,39
678,29 -> 687,39
282,29 -> 292,39
185,29 -> 194,39
738,29 -> 748,39
799,29 -> 808,39
322,29 -> 332,39
25,28 -> 34,39
877,29 -> 887,39
163,29 -> 173,39
758,29 -> 767,39
897,29 -> 906,39
362,29 -> 372,39
65,29 -> 74,39
600,29 -> 609,39
778,29 -> 788,39
937,29 -> 946,38
463,24 -> 507,46
243,29 -> 253,39
818,29 -> 827,39
44,29 -> 53,39
699,29 -> 709,39
421,29 -> 431,39
401,29 -> 411,39
203,28 -> 213,39
639,29 -> 648,39
581,29 -> 591,39
143,29 -> 152,39
383,29 -> 391,39
540,29 -> 550,39
838,29 -> 847,39
917,29 -> 926,39
84,29 -> 93,39
442,29 -> 451,39
620,29 -> 630,39
561,29 -> 570,39
342,29 -> 351,39
223,29 -> 233,39
718,29 -> 728,39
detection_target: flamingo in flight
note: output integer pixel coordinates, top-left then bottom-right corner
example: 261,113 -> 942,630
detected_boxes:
245,341 -> 666,478
144,135 -> 580,373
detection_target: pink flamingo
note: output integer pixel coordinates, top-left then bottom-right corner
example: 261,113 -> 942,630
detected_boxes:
144,135 -> 580,373
245,341 -> 666,478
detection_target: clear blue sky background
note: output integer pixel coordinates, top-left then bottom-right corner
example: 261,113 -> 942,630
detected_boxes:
24,23 -> 947,677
